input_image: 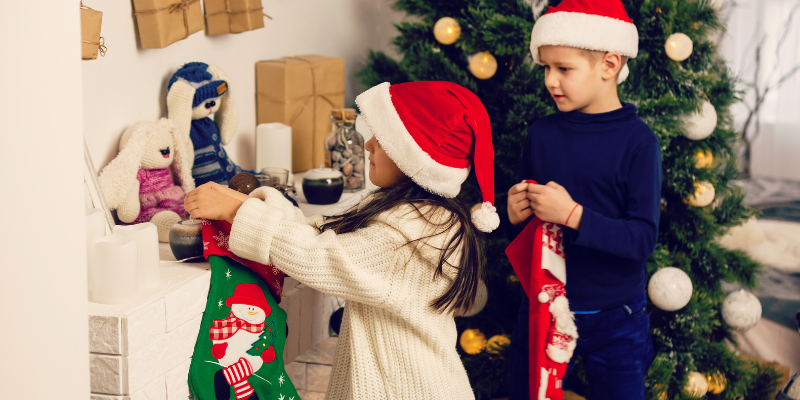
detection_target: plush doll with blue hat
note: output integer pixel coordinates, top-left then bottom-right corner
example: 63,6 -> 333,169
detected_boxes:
167,62 -> 253,186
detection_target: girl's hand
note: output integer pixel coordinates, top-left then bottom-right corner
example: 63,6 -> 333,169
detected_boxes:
507,181 -> 533,226
527,182 -> 582,229
184,182 -> 249,223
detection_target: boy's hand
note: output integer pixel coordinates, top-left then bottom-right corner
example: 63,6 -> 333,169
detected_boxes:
508,181 -> 534,226
184,182 -> 249,223
528,182 -> 582,229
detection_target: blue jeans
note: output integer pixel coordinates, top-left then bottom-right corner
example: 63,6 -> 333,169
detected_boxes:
508,291 -> 653,400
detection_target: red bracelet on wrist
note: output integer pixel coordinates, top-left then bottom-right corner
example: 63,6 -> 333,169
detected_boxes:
565,203 -> 580,227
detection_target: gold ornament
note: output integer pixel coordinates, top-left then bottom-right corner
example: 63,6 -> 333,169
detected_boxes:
705,371 -> 727,394
683,371 -> 709,398
486,334 -> 511,354
433,17 -> 461,45
684,181 -> 715,207
459,329 -> 487,354
665,33 -> 694,61
469,52 -> 498,80
694,149 -> 714,169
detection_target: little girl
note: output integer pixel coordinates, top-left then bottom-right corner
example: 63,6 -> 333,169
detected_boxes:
184,81 -> 500,399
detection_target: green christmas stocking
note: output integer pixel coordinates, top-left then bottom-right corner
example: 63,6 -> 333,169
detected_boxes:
188,255 -> 299,400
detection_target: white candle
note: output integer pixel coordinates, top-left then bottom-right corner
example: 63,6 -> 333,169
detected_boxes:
256,122 -> 293,173
113,222 -> 160,289
90,234 -> 137,304
85,208 -> 107,293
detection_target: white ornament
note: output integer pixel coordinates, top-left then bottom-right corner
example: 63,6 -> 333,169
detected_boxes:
722,289 -> 762,331
684,181 -> 716,207
684,371 -> 709,398
682,101 -> 718,140
665,33 -> 694,61
648,267 -> 693,311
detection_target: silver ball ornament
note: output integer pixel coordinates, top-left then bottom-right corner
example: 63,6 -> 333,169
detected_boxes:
648,267 -> 693,311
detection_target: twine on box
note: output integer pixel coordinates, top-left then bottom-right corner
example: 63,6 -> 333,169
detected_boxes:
206,0 -> 272,21
257,57 -> 343,126
82,36 -> 108,57
133,0 -> 200,39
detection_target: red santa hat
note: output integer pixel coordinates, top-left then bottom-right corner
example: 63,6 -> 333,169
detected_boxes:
355,81 -> 500,233
530,0 -> 639,84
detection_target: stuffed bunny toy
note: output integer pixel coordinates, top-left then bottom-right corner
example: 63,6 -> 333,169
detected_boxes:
98,118 -> 195,242
167,62 -> 252,186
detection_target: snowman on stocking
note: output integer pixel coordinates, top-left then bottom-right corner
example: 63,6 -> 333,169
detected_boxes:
209,283 -> 277,400
506,181 -> 578,400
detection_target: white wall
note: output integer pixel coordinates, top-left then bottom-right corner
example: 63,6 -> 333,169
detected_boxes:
83,0 -> 402,173
0,2 -> 89,399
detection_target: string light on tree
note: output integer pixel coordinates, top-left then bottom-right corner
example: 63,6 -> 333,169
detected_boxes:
684,371 -> 709,398
665,33 -> 694,61
694,149 -> 714,169
433,17 -> 461,45
684,181 -> 715,207
648,267 -> 693,311
469,52 -> 498,80
705,371 -> 727,394
682,101 -> 718,140
459,328 -> 487,354
721,289 -> 762,331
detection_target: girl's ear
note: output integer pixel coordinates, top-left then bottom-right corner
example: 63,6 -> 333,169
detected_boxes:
159,118 -> 196,194
207,64 -> 239,145
167,79 -> 197,156
98,121 -> 149,210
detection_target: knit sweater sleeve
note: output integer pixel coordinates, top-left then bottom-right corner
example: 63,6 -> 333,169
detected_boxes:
228,198 -> 406,308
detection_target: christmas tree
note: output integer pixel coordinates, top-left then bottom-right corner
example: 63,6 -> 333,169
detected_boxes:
247,319 -> 276,356
358,0 -> 783,398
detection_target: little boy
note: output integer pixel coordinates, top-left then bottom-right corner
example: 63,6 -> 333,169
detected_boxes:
507,0 -> 661,399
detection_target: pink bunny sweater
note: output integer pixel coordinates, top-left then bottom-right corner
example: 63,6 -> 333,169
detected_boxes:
132,168 -> 187,224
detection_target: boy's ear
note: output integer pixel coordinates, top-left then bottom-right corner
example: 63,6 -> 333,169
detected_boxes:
601,51 -> 622,82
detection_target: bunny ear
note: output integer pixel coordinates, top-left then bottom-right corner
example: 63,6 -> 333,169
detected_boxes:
98,121 -> 150,210
167,79 -> 197,157
207,64 -> 239,145
159,118 -> 195,194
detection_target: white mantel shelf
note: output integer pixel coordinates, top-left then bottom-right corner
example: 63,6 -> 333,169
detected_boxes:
88,174 -> 371,400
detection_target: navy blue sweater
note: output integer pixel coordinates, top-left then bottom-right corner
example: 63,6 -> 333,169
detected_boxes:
511,103 -> 661,311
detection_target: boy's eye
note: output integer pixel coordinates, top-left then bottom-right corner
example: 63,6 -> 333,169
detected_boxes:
559,67 -> 569,72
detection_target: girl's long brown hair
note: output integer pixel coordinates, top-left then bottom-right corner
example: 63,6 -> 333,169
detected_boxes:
319,177 -> 484,314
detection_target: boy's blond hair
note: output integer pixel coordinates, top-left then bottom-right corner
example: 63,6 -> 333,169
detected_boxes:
578,49 -> 629,79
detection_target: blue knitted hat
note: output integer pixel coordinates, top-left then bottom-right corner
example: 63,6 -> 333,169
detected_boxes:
168,62 -> 229,108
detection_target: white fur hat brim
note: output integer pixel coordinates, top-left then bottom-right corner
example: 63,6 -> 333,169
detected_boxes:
530,11 -> 638,83
355,82 -> 469,198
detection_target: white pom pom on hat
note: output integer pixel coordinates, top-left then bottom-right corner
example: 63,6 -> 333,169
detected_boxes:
356,81 -> 500,232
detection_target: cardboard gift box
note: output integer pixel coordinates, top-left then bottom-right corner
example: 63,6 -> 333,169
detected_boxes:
205,0 -> 267,35
81,4 -> 104,60
256,55 -> 345,172
132,0 -> 204,49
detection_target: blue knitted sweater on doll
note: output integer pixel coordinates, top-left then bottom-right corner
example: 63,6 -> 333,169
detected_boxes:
190,117 -> 251,186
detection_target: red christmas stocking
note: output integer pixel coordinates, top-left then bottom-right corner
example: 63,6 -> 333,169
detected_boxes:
506,181 -> 578,400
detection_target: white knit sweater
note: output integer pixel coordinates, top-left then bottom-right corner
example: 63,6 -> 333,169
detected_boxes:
229,187 -> 475,400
